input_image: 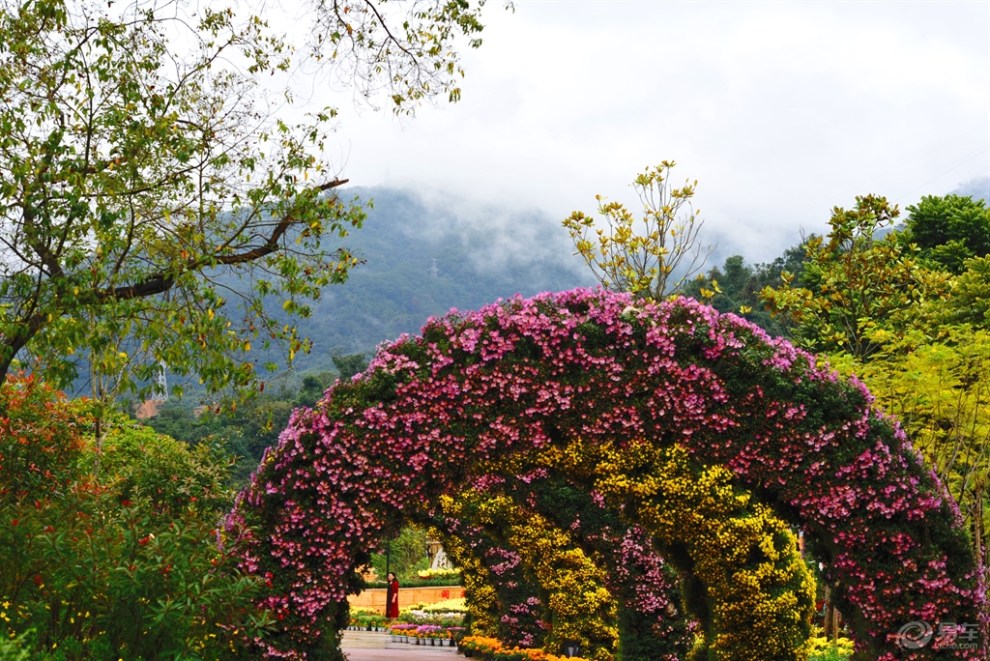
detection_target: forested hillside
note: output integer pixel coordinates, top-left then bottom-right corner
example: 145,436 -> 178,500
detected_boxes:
264,187 -> 595,373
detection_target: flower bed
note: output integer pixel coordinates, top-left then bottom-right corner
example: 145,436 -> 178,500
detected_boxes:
349,609 -> 388,631
459,635 -> 584,660
388,622 -> 464,645
364,576 -> 463,589
388,622 -> 466,645
418,567 -> 463,582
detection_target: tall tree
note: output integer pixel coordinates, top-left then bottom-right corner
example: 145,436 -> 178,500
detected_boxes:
0,0 -> 499,407
683,253 -> 801,338
562,161 -> 714,300
307,0 -> 493,111
899,194 -> 990,273
760,195 -> 949,359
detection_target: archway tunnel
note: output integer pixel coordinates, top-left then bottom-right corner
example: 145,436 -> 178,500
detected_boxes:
226,289 -> 985,660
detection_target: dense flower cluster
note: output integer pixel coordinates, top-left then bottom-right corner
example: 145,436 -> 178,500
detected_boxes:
443,490 -> 619,660
229,288 -> 986,659
428,477 -> 693,661
459,634 -> 582,661
432,513 -> 502,639
430,495 -> 554,650
506,438 -> 814,659
490,471 -> 695,660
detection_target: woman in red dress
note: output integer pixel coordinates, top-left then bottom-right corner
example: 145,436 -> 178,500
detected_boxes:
385,572 -> 400,619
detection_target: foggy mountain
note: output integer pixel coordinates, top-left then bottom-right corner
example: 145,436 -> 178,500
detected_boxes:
953,176 -> 990,203
277,187 -> 597,373
256,178 -> 990,375
84,179 -> 990,392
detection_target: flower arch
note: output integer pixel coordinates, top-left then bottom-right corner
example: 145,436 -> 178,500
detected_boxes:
227,289 -> 986,660
439,490 -> 620,659
451,475 -> 696,660
440,435 -> 816,660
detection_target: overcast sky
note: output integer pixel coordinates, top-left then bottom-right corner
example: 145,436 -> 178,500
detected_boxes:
310,0 -> 989,264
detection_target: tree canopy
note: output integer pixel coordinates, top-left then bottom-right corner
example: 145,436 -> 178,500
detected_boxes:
900,194 -> 990,273
0,0 -> 501,407
759,195 -> 951,359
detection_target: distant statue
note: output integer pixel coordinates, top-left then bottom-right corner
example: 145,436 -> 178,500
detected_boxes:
430,546 -> 452,570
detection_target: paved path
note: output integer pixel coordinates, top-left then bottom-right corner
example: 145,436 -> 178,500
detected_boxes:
341,630 -> 460,661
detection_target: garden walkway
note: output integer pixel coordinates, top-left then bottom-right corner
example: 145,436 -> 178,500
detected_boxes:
341,630 -> 460,661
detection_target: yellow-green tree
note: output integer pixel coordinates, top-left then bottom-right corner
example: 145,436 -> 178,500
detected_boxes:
562,161 -> 713,299
830,325 -> 990,573
760,195 -> 951,359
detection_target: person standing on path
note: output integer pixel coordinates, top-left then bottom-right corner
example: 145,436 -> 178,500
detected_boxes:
385,572 -> 400,618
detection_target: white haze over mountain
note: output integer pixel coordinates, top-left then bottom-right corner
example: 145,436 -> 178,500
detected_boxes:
398,189 -> 591,279
300,1 -> 988,267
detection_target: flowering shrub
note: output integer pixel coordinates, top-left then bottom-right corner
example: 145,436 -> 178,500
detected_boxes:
230,288 -> 986,659
1,376 -> 268,659
0,373 -> 87,502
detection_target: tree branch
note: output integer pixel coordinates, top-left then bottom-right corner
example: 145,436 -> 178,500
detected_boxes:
99,178 -> 349,301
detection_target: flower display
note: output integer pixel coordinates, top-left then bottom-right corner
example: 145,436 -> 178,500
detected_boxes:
459,634 -> 583,661
439,489 -> 618,660
435,519 -> 503,639
453,450 -> 701,659
428,495 -> 551,649
229,288 -> 986,659
482,442 -> 810,660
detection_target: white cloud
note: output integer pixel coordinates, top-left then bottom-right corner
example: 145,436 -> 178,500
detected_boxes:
315,0 -> 990,264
